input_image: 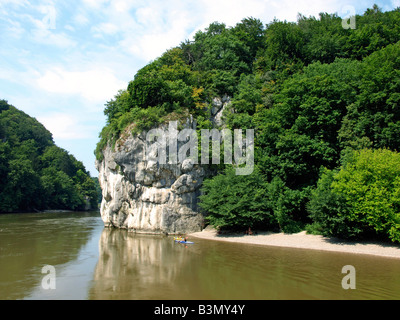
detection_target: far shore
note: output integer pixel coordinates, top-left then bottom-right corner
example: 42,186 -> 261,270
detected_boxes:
189,228 -> 400,259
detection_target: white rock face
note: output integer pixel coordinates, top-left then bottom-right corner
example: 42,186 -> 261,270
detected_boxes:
96,120 -> 210,234
212,94 -> 231,127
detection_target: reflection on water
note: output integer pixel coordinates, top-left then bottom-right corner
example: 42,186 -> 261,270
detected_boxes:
1,211 -> 400,300
90,228 -> 206,299
0,211 -> 102,300
90,228 -> 400,300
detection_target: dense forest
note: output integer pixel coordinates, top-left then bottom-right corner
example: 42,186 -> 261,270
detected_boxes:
0,100 -> 99,213
96,5 -> 400,243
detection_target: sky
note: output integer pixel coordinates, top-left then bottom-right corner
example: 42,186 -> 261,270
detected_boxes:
0,0 -> 399,177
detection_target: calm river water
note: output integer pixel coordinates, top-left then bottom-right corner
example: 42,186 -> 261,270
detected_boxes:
1,211 -> 400,300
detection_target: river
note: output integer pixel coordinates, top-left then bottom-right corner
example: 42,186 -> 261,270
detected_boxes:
1,211 -> 400,300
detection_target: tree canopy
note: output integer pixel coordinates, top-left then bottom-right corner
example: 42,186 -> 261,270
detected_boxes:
0,101 -> 98,212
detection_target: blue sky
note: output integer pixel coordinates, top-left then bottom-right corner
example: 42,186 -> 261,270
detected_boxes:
0,0 -> 398,177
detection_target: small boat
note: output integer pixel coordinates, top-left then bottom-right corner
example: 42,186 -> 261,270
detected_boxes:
175,240 -> 194,244
174,236 -> 194,244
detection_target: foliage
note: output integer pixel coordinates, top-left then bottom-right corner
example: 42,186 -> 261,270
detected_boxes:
0,101 -> 98,213
263,20 -> 306,68
309,149 -> 400,243
307,167 -> 364,239
199,167 -> 277,230
339,42 -> 400,151
199,166 -> 308,232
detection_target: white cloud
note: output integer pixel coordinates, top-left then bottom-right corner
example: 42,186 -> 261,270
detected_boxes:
81,0 -> 110,9
64,24 -> 75,32
91,22 -> 119,37
72,12 -> 90,26
0,0 -> 28,10
37,113 -> 94,140
197,0 -> 270,27
112,0 -> 132,13
1,18 -> 25,39
123,15 -> 192,61
114,1 -> 196,61
30,28 -> 77,48
36,67 -> 126,103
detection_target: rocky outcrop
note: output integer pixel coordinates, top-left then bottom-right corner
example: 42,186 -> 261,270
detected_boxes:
96,118 -> 213,234
211,94 -> 230,127
96,95 -> 232,234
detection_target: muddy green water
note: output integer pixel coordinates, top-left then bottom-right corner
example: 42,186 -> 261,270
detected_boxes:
1,211 -> 400,300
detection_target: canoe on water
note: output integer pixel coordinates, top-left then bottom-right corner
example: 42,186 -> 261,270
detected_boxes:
174,237 -> 194,244
173,236 -> 194,244
174,239 -> 194,244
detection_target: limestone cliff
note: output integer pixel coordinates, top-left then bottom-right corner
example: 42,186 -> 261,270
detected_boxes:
96,96 -> 229,234
96,97 -> 230,234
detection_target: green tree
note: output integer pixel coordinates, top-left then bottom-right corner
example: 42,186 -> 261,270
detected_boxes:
104,90 -> 132,124
199,167 -> 276,230
307,167 -> 364,238
255,58 -> 361,188
0,100 -> 97,213
4,159 -> 42,211
344,5 -> 400,59
298,12 -> 347,64
339,42 -> 400,151
41,168 -> 82,210
309,149 -> 400,243
232,17 -> 266,62
262,20 -> 306,69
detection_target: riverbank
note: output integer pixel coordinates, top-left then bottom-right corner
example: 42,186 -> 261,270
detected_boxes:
189,228 -> 400,259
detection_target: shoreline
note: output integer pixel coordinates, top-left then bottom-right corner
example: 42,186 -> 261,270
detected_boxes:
189,228 -> 400,259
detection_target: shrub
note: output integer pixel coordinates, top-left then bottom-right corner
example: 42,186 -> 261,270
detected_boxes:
308,149 -> 400,242
199,167 -> 306,233
199,166 -> 277,230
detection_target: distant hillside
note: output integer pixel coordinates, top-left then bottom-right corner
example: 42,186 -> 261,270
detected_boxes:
0,100 -> 98,213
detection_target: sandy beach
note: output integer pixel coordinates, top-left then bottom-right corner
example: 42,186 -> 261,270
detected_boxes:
189,228 -> 400,259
